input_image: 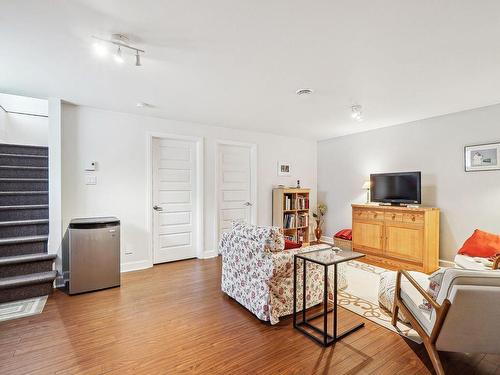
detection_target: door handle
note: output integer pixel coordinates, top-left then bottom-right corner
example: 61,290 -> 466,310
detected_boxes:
243,202 -> 253,207
153,205 -> 163,211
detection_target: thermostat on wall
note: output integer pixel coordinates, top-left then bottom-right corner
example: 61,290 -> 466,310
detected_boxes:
85,161 -> 97,171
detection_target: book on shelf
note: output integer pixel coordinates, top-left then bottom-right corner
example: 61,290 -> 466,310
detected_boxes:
283,213 -> 296,228
297,195 -> 309,210
297,213 -> 309,228
284,195 -> 295,210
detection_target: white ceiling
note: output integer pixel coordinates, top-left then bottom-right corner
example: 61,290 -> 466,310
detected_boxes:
2,0 -> 500,140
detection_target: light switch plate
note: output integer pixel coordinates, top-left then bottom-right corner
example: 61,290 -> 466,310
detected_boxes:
85,175 -> 97,185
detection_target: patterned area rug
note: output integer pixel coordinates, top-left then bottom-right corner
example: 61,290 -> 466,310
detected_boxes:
0,296 -> 48,322
340,261 -> 422,343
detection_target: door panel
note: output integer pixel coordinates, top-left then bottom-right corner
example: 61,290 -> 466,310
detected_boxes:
385,224 -> 424,262
352,221 -> 384,252
153,138 -> 198,264
218,144 -> 255,238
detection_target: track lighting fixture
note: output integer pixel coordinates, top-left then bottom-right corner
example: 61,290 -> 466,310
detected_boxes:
92,34 -> 145,66
351,104 -> 363,121
114,46 -> 124,64
135,51 -> 141,67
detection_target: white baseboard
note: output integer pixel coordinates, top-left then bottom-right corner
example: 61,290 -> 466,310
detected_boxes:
201,250 -> 219,259
121,259 -> 152,273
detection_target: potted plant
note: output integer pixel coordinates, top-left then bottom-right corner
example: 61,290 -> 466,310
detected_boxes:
312,203 -> 327,242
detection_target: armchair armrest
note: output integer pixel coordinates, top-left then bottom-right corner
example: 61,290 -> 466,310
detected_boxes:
395,270 -> 440,311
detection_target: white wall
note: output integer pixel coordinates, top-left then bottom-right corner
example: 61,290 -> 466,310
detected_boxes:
318,104 -> 500,262
0,93 -> 48,146
61,105 -> 317,272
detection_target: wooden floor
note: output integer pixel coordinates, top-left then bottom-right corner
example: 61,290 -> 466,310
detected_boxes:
1,257 -> 499,375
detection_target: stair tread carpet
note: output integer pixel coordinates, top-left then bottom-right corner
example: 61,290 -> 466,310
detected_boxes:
0,191 -> 48,195
0,178 -> 48,181
0,204 -> 48,210
0,253 -> 56,266
0,235 -> 49,245
0,271 -> 57,290
0,219 -> 49,226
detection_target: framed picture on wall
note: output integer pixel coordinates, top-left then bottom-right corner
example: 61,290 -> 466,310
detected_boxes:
464,142 -> 500,172
277,161 -> 291,176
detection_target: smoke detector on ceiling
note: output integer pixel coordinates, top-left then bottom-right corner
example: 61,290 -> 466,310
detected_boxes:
295,88 -> 314,96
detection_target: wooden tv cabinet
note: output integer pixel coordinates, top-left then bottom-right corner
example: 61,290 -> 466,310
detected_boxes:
352,204 -> 440,273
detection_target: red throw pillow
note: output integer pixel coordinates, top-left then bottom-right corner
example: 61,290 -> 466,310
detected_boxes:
284,239 -> 302,250
334,229 -> 352,241
458,229 -> 500,258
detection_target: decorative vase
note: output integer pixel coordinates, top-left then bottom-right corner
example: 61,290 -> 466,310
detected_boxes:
314,219 -> 322,241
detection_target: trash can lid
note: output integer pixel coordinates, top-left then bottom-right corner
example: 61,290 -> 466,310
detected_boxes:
69,217 -> 120,228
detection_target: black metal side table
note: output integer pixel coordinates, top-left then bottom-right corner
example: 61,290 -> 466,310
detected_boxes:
293,247 -> 366,346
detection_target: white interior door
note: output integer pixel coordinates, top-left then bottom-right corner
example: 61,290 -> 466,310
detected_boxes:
153,137 -> 198,263
217,143 -> 256,239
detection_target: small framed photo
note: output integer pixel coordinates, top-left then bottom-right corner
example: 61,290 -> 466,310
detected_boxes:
277,161 -> 291,176
464,142 -> 500,172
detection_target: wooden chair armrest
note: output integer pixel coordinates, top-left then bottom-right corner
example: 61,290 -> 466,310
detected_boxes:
396,270 -> 441,311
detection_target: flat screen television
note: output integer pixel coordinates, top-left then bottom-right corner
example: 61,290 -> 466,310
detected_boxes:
370,172 -> 421,205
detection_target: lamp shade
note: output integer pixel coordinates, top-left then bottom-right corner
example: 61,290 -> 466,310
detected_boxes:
362,181 -> 371,190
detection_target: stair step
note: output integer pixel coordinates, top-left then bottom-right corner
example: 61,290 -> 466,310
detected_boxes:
0,235 -> 48,257
0,219 -> 49,237
0,253 -> 56,278
0,154 -> 48,167
0,253 -> 55,266
0,166 -> 48,179
0,270 -> 56,303
0,204 -> 49,210
0,191 -> 48,206
0,235 -> 49,245
0,219 -> 49,226
0,178 -> 48,191
0,153 -> 48,159
0,143 -> 48,156
0,270 -> 57,290
0,206 -> 48,220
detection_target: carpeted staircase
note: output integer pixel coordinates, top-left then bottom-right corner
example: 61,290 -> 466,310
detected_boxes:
0,143 -> 56,303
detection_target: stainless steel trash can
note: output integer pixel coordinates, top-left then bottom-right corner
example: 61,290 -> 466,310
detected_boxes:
66,217 -> 120,294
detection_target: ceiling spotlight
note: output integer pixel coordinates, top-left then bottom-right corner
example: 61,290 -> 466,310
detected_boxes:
114,46 -> 124,64
296,88 -> 314,96
93,42 -> 108,57
92,34 -> 145,67
351,104 -> 363,121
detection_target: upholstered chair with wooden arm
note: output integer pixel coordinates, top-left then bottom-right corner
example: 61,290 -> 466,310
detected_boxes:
391,267 -> 500,375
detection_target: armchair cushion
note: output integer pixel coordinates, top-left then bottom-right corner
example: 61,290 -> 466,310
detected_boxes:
231,221 -> 284,252
458,229 -> 500,259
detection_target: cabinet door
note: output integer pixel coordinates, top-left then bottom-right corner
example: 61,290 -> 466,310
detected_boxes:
352,221 -> 384,252
385,224 -> 423,262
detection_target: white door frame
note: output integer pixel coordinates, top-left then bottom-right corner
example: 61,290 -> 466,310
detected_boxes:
215,140 -> 258,244
146,132 -> 204,265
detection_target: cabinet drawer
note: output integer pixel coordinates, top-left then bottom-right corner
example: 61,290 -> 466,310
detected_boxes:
367,210 -> 384,220
403,213 -> 424,225
385,212 -> 403,223
353,209 -> 368,220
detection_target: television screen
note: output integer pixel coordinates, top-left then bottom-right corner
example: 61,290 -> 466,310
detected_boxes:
370,172 -> 421,204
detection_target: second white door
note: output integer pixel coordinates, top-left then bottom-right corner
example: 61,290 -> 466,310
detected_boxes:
217,143 -> 256,240
153,137 -> 199,264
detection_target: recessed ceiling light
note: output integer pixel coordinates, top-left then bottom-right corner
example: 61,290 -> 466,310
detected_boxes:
296,88 -> 314,96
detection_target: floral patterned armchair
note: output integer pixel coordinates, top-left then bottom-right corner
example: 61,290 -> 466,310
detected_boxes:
220,222 -> 347,324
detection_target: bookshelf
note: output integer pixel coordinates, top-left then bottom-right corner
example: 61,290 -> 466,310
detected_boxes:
272,188 -> 310,245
